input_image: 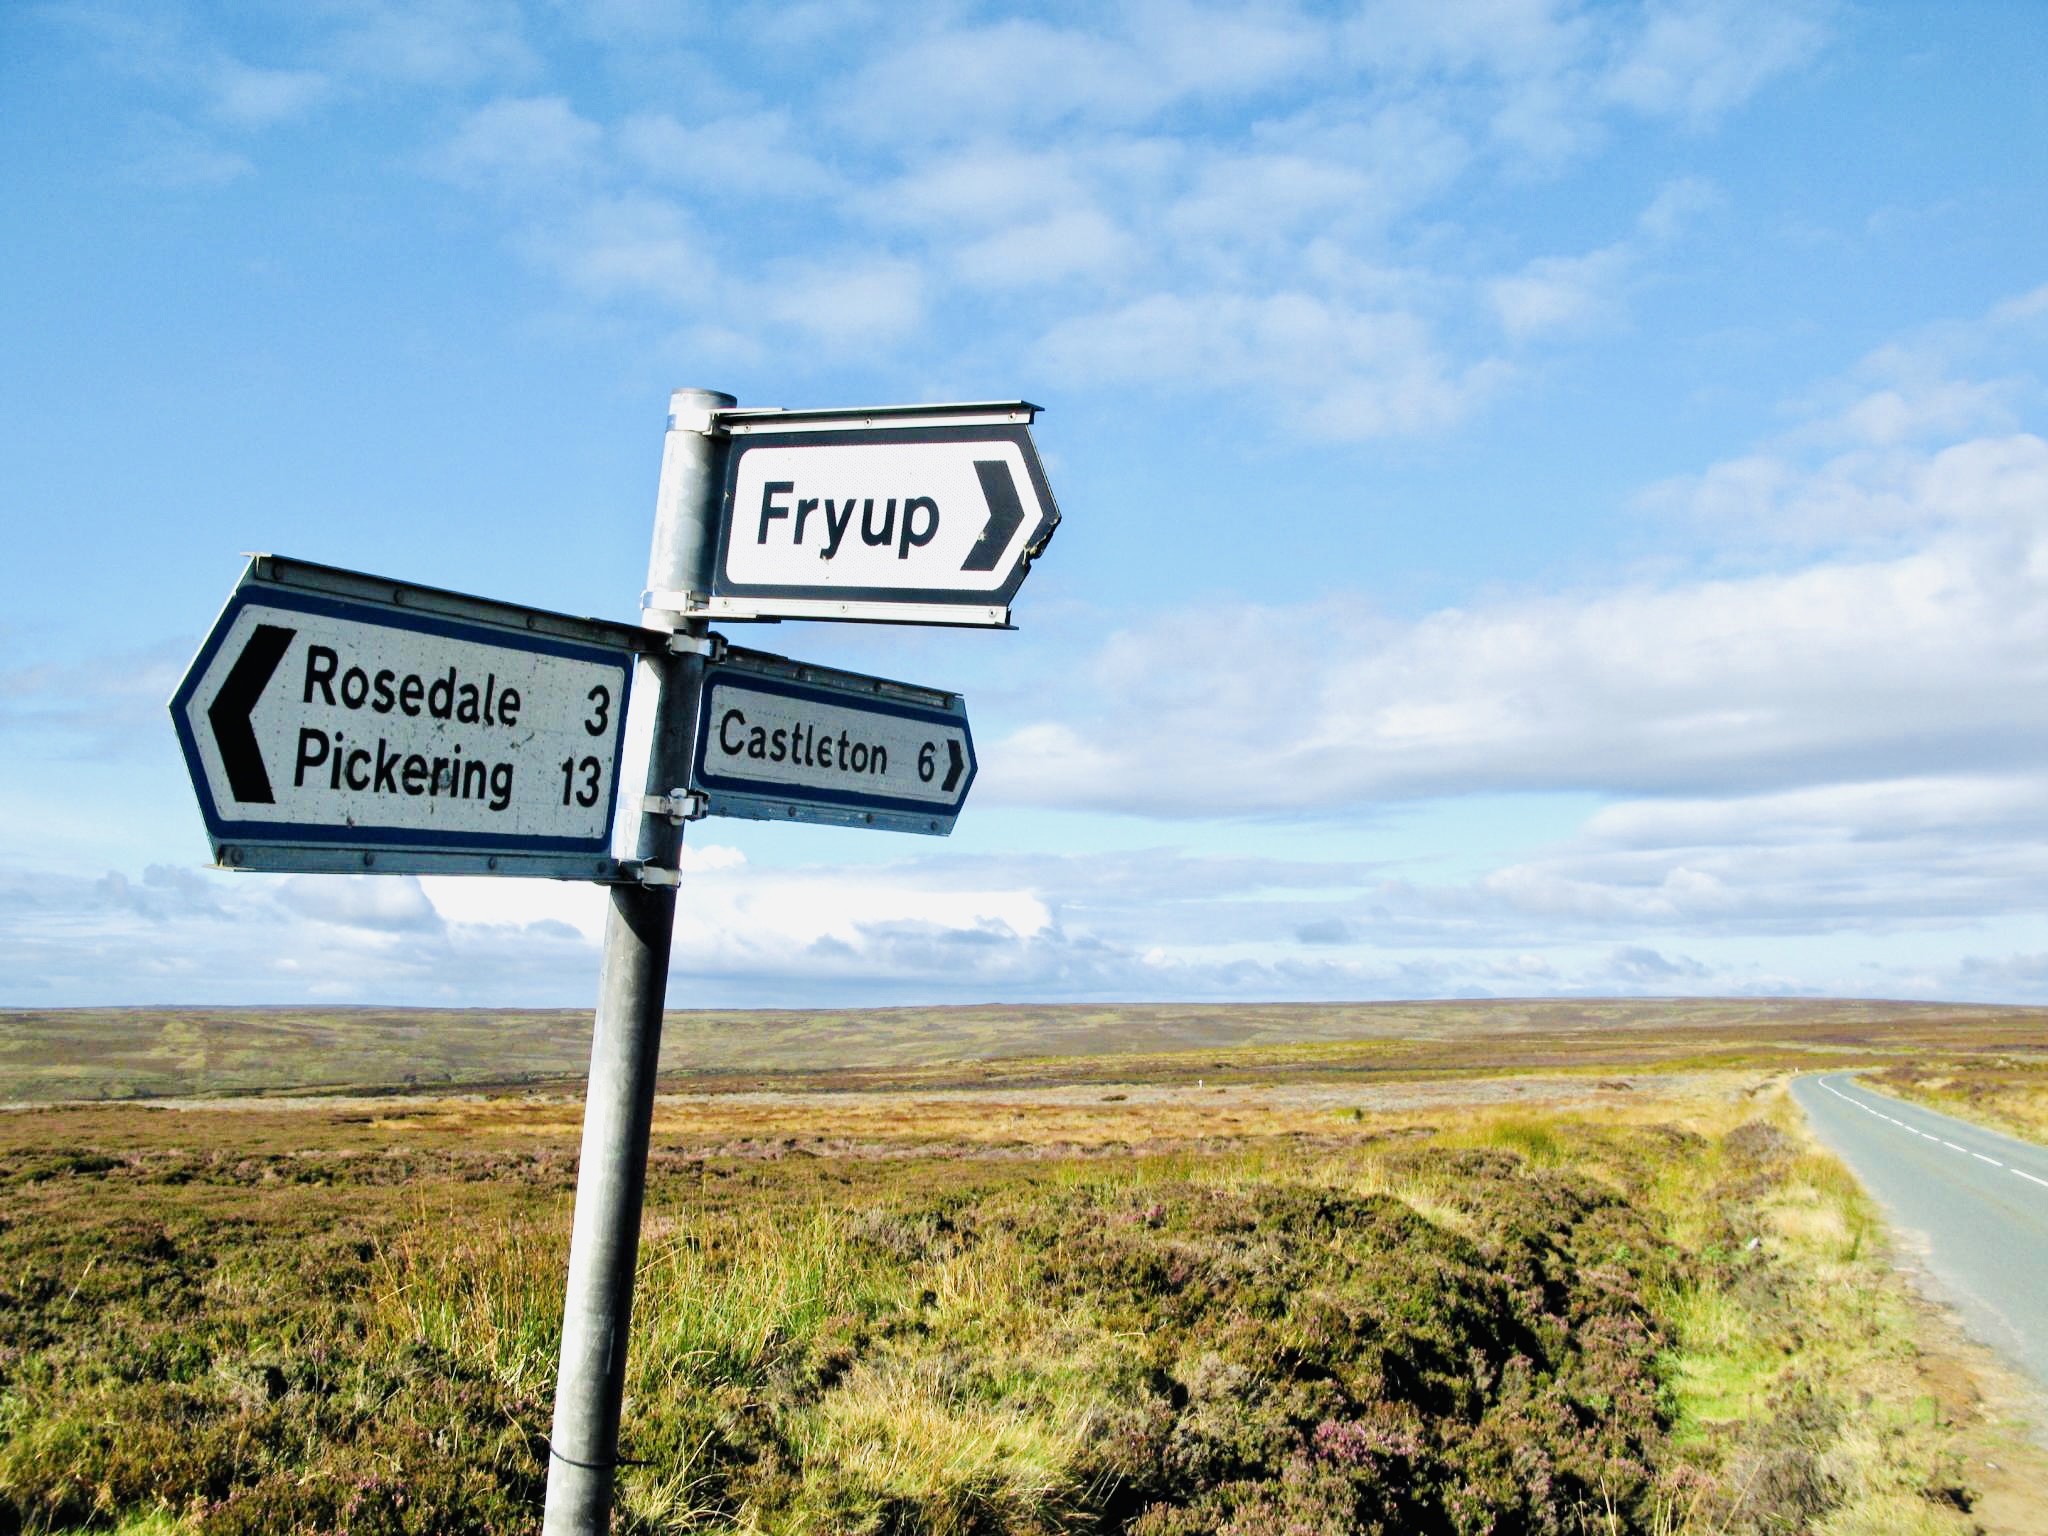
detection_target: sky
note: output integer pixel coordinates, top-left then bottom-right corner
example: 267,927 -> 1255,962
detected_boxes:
3,0 -> 2046,1010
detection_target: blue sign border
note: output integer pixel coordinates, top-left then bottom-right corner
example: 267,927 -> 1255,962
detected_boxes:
171,585 -> 635,856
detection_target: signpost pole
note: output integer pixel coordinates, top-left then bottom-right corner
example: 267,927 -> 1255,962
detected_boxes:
542,388 -> 734,1535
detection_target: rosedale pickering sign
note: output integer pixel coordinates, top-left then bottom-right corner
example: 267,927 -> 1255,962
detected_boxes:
171,556 -> 641,878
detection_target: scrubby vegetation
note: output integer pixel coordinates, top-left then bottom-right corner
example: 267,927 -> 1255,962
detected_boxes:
7,999 -> 2048,1102
1869,1055 -> 2048,1146
0,1075 -> 2005,1533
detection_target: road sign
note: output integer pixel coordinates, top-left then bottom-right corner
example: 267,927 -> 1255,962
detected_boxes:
171,556 -> 644,878
677,401 -> 1059,627
167,390 -> 1053,1536
689,646 -> 975,834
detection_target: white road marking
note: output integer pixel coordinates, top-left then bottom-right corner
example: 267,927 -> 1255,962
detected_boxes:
1809,1077 -> 2041,1192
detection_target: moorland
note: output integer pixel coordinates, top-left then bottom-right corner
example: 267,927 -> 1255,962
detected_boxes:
3,1001 -> 2046,1534
4,997 -> 2045,1103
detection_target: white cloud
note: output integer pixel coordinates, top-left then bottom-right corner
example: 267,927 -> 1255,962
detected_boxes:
1339,0 -> 1826,160
1490,178 -> 1719,340
883,144 -> 1103,230
323,0 -> 536,87
1950,950 -> 2048,994
205,61 -> 331,128
987,411 -> 2048,814
1123,0 -> 1327,100
836,6 -> 1320,147
1038,292 -> 1506,439
1465,775 -> 2048,947
1580,775 -> 2048,851
123,115 -> 253,189
1990,283 -> 2048,328
1637,174 -> 1721,240
278,874 -> 444,934
551,0 -> 696,46
539,192 -> 706,306
1164,151 -> 1381,245
1602,0 -> 1828,124
422,851 -> 1060,990
10,791 -> 2047,1004
1489,244 -> 1629,338
0,639 -> 187,759
1342,0 -> 1590,81
431,95 -> 603,193
756,257 -> 925,349
1608,943 -> 1710,983
333,3 -> 1824,434
838,19 -> 1148,143
957,209 -> 1135,288
1673,362 -> 2035,551
617,111 -> 837,199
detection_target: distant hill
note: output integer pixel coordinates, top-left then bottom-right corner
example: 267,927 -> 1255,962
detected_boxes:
3,998 -> 2044,1102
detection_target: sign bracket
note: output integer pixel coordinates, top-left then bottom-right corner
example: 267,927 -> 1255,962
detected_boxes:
641,791 -> 707,825
663,630 -> 725,659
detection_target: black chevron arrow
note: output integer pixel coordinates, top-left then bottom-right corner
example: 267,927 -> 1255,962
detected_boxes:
208,623 -> 295,803
960,459 -> 1026,572
942,738 -> 964,794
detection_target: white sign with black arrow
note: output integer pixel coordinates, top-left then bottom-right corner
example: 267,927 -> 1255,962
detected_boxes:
170,556 -> 641,877
689,646 -> 975,835
677,401 -> 1060,628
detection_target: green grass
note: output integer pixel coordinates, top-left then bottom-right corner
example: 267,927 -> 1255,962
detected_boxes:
0,1070 -> 2010,1533
1655,1280 -> 1781,1435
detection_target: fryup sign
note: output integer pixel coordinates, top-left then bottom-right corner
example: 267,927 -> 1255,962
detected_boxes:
690,404 -> 1060,626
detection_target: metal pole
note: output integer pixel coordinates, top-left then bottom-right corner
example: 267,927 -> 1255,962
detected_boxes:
542,388 -> 734,1535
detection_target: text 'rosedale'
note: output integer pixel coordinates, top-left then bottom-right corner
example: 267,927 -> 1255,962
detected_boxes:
292,643 -> 531,811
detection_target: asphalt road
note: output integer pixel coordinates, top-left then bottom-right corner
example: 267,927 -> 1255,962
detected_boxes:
1793,1072 -> 2048,1391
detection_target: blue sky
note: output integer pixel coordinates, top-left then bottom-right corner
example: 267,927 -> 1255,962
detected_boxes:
4,0 -> 2046,1009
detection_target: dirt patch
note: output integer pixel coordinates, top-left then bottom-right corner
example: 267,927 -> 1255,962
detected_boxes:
1887,1253 -> 2048,1535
